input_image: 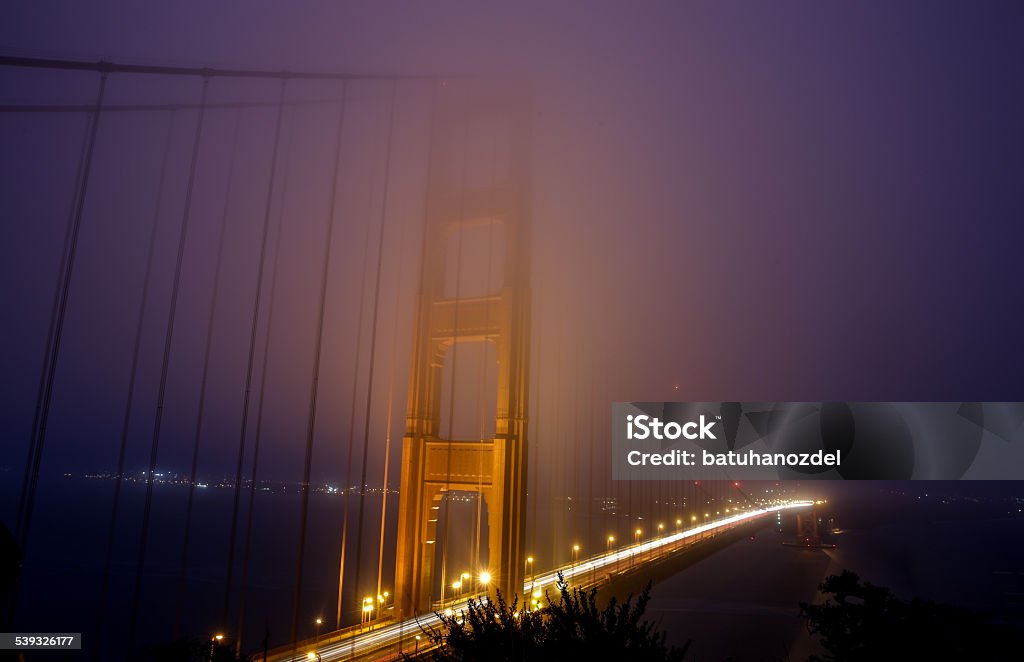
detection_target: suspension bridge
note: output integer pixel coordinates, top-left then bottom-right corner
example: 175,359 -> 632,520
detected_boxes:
0,54 -> 820,660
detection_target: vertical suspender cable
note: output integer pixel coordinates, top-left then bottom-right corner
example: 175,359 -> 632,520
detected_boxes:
470,126 -> 499,590
334,160 -> 376,630
350,77 -> 399,645
14,104 -> 91,548
289,80 -> 349,647
127,75 -> 210,655
438,97 -> 470,611
235,108 -> 297,649
551,316 -> 563,567
14,70 -> 108,556
236,106 -> 293,643
571,335 -> 580,559
174,110 -> 243,638
7,100 -> 91,629
93,110 -> 177,660
333,177 -> 374,631
586,343 -> 595,559
528,288 -> 541,565
221,77 -> 288,635
7,71 -> 106,631
375,197 -> 407,603
396,83 -> 440,652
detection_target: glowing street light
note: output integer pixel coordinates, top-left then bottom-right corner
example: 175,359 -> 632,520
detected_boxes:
571,544 -> 580,575
361,597 -> 375,626
529,583 -> 543,612
525,555 -> 534,589
209,634 -> 225,662
479,570 -> 492,586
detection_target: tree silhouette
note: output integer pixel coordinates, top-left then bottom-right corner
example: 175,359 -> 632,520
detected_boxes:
416,572 -> 688,661
800,570 -> 1023,661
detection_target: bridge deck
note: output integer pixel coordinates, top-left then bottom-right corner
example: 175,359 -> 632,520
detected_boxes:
264,501 -> 814,661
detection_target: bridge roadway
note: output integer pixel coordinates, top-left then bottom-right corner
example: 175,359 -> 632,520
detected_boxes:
267,501 -> 816,661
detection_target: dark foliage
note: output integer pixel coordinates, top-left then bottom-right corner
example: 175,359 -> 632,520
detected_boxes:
416,572 -> 688,661
800,570 -> 1024,661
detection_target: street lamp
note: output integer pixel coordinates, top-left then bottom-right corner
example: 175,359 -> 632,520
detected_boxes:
479,570 -> 492,587
571,544 -> 580,577
607,535 -> 617,572
633,528 -> 641,569
209,634 -> 224,662
525,556 -> 534,589
314,617 -> 322,650
361,597 -> 374,627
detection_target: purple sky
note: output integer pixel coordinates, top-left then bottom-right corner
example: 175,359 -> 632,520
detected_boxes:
2,2 -> 1023,486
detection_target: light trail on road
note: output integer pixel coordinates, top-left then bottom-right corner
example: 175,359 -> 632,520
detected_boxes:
273,500 -> 815,661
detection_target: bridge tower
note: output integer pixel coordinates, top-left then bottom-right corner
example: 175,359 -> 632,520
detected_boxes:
394,82 -> 531,617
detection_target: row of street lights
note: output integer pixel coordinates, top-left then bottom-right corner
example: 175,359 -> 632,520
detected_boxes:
316,513 -> 743,657
302,514 -> 737,660
360,591 -> 392,626
216,514 -> 738,661
443,570 -> 493,609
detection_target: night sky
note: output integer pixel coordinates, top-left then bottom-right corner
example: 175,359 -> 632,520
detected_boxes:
3,3 -> 1024,497
3,4 -> 1024,658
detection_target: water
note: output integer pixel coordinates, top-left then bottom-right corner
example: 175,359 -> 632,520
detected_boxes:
3,475 -> 399,657
6,479 -> 1022,660
645,493 -> 1024,661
